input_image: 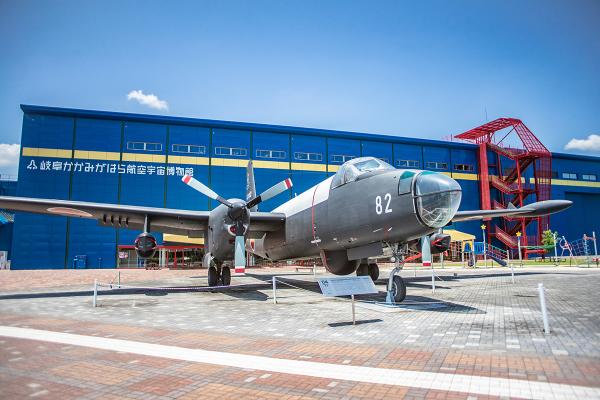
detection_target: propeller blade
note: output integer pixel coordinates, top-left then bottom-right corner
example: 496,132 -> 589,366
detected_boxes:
247,178 -> 293,209
234,235 -> 246,274
246,161 -> 258,212
182,175 -> 232,207
421,235 -> 432,267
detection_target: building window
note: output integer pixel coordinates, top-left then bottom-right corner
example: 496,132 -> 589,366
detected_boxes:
397,159 -> 420,168
330,154 -> 356,163
256,149 -> 286,159
454,163 -> 474,172
172,144 -> 206,154
562,172 -> 577,180
425,161 -> 448,170
294,152 -> 322,162
214,146 -> 247,157
582,174 -> 597,181
127,141 -> 162,152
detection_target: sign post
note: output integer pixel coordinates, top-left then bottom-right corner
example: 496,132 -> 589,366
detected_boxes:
318,276 -> 378,325
516,231 -> 523,268
481,224 -> 487,268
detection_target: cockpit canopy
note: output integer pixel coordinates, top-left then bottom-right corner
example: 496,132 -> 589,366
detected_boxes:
331,157 -> 395,189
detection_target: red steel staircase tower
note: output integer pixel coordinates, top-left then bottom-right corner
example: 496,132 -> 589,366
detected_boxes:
455,118 -> 552,258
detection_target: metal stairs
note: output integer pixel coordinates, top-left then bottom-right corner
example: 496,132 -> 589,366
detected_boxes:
455,118 -> 552,259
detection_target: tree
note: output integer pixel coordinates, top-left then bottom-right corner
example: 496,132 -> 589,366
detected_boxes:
541,230 -> 558,261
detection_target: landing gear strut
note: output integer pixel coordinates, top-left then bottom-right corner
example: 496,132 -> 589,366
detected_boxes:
385,243 -> 407,303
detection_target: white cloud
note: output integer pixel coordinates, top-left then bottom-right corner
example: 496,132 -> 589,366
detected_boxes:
127,90 -> 169,111
565,134 -> 600,153
0,143 -> 20,176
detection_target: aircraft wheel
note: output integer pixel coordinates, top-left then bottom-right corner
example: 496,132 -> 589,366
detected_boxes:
391,275 -> 406,303
368,263 -> 379,282
208,266 -> 219,287
356,263 -> 369,276
221,266 -> 231,286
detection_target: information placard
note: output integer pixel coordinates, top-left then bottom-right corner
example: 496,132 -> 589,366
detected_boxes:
317,276 -> 378,297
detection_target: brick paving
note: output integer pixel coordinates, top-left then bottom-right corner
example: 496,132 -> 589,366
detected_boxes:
0,266 -> 599,398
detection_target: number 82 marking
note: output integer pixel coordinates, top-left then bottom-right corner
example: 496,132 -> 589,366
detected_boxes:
375,193 -> 392,214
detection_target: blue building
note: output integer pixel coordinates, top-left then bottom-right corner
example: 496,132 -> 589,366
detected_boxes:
0,178 -> 17,262
9,104 -> 600,269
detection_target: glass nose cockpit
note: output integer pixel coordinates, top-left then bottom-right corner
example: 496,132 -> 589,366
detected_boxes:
414,172 -> 462,228
331,157 -> 395,189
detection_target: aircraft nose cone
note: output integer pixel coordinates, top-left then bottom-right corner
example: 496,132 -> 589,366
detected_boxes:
415,172 -> 461,196
415,172 -> 462,228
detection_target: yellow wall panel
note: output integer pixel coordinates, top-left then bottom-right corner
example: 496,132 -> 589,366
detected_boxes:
290,162 -> 327,172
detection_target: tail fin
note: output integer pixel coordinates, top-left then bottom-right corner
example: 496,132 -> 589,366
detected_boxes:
246,160 -> 257,211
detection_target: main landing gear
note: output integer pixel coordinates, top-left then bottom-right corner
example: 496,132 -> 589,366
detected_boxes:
356,262 -> 380,282
204,253 -> 232,287
207,264 -> 231,287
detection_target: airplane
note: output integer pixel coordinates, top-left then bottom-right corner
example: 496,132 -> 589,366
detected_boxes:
0,156 -> 572,302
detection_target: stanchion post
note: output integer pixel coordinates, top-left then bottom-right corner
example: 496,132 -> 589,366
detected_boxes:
508,249 -> 515,283
93,279 -> 98,308
351,294 -> 356,325
516,232 -> 523,268
118,271 -> 121,288
481,224 -> 487,268
272,276 -> 277,304
593,231 -> 598,257
431,267 -> 435,293
313,262 -> 316,278
553,232 -> 559,266
538,283 -> 550,334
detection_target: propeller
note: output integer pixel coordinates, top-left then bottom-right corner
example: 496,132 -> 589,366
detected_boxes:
182,174 -> 293,274
421,235 -> 432,268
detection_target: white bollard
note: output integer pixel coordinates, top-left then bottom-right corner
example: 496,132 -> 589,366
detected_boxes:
92,279 -> 98,308
351,294 -> 356,325
431,267 -> 435,293
508,249 -> 515,283
272,276 -> 277,304
510,263 -> 515,284
538,283 -> 550,334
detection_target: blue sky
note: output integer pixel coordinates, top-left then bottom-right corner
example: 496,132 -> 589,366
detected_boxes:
1,0 -> 599,176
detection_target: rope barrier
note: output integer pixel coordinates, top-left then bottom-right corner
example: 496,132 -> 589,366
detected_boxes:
272,277 -> 446,306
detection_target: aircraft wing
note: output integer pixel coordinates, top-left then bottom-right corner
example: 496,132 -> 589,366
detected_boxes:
451,200 -> 572,223
0,196 -> 285,236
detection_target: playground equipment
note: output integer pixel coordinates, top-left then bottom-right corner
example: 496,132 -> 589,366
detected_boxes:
473,242 -> 510,267
547,232 -> 598,267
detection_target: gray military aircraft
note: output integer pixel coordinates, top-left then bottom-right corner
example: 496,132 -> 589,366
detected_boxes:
0,156 -> 572,302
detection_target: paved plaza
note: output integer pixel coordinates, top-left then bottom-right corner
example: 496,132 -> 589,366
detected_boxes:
1,266 -> 600,399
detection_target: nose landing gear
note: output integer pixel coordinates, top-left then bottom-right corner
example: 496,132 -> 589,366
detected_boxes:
385,243 -> 407,303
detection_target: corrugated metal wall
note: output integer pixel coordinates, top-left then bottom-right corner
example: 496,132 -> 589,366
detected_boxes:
10,109 -> 600,268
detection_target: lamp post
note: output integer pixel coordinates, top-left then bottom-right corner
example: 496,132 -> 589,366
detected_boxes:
481,224 -> 487,268
516,231 -> 523,267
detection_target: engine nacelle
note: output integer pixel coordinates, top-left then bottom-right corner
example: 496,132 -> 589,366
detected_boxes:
320,250 -> 360,275
409,233 -> 452,255
429,233 -> 451,254
134,232 -> 158,259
